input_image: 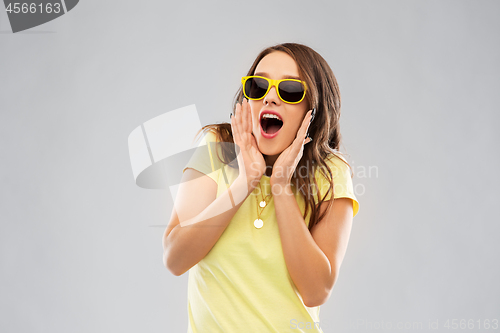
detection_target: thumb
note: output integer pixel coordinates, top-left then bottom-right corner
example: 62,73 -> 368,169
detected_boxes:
250,133 -> 260,150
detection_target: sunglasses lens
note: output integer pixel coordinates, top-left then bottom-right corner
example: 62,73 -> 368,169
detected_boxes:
279,81 -> 305,103
244,77 -> 269,99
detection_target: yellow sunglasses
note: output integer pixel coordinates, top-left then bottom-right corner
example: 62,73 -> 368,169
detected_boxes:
241,75 -> 307,104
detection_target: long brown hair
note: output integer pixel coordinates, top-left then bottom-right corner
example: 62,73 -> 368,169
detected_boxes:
195,43 -> 352,232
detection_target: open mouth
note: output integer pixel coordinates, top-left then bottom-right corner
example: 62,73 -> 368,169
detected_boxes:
260,114 -> 284,135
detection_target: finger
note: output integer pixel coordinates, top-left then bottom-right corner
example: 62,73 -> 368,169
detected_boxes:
289,110 -> 313,152
295,110 -> 313,143
230,114 -> 237,143
240,98 -> 247,133
240,98 -> 248,134
231,115 -> 244,162
247,99 -> 254,134
300,110 -> 313,141
303,110 -> 313,134
231,103 -> 241,141
234,102 -> 244,141
234,100 -> 243,127
243,98 -> 252,133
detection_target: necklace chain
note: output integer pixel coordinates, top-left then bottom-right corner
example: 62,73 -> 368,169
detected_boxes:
254,181 -> 272,229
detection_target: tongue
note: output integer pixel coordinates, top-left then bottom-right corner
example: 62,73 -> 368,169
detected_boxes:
267,124 -> 282,134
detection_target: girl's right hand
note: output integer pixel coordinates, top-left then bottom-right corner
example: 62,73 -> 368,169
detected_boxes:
230,98 -> 266,191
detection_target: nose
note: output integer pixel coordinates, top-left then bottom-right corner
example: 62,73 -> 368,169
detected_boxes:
263,85 -> 281,106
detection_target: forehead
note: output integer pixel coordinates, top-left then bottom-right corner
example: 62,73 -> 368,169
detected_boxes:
254,51 -> 300,79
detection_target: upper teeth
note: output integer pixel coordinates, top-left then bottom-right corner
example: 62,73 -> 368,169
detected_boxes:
262,113 -> 282,121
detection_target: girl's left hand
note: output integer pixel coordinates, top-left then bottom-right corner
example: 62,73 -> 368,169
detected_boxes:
270,109 -> 313,188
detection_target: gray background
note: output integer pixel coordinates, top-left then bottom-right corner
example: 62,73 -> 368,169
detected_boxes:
1,1 -> 499,332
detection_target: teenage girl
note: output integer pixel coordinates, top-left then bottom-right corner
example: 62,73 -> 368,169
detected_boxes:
163,43 -> 359,333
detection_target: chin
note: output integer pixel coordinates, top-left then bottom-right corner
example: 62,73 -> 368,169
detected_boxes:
253,128 -> 288,157
262,148 -> 281,157
257,139 -> 284,157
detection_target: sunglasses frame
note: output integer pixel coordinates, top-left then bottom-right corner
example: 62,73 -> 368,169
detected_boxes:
241,75 -> 308,104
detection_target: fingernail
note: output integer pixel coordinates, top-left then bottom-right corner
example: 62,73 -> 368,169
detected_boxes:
310,108 -> 316,123
230,113 -> 233,118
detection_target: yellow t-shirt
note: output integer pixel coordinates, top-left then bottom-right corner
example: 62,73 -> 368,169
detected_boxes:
182,131 -> 359,333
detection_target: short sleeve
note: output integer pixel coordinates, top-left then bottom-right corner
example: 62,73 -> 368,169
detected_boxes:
182,131 -> 221,184
315,153 -> 360,217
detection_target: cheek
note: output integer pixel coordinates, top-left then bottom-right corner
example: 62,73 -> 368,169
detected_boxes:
285,106 -> 308,134
287,121 -> 302,137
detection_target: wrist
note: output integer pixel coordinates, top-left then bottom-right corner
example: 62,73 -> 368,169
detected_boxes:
235,175 -> 260,194
269,176 -> 289,188
270,181 -> 294,196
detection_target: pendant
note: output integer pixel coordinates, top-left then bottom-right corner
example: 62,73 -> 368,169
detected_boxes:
259,201 -> 266,208
254,219 -> 263,229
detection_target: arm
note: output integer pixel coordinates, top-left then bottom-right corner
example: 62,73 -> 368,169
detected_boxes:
272,183 -> 354,307
164,98 -> 266,276
162,168 -> 253,276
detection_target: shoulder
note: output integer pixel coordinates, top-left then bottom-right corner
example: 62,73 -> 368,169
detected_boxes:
316,152 -> 352,180
314,152 -> 359,217
183,129 -> 223,183
198,129 -> 218,146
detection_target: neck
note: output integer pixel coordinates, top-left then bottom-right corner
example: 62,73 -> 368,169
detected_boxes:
264,154 -> 279,177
